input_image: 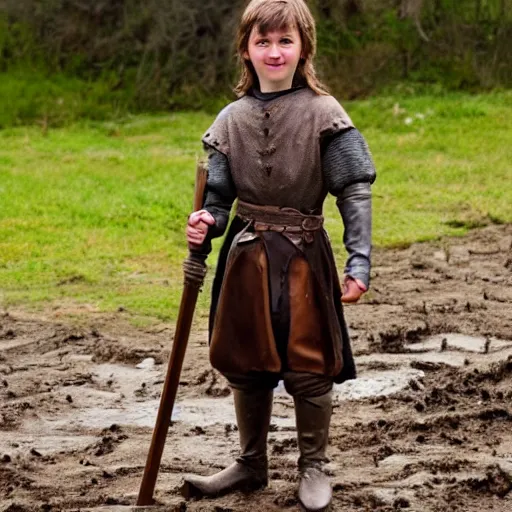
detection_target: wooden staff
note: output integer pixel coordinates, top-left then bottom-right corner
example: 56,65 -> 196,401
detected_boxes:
137,161 -> 208,505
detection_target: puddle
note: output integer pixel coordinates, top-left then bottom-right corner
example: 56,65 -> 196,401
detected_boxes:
358,351 -> 469,367
42,397 -> 297,430
0,431 -> 97,456
404,333 -> 512,354
31,367 -> 427,433
332,368 -> 425,400
44,401 -> 161,430
17,333 -> 508,434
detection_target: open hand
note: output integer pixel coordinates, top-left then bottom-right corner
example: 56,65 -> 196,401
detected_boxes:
341,276 -> 367,303
186,210 -> 215,249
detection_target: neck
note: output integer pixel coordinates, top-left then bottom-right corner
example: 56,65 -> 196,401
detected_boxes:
259,79 -> 294,93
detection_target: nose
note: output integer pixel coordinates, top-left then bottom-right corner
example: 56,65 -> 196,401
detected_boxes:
268,43 -> 280,58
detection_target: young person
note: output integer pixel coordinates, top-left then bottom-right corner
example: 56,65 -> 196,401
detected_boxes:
183,0 -> 376,510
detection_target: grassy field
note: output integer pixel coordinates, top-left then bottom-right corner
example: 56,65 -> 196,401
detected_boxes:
0,91 -> 511,322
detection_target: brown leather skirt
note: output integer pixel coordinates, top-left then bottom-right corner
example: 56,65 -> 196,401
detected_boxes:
209,202 -> 353,380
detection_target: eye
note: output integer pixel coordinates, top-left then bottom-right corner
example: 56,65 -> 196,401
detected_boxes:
255,39 -> 268,46
281,38 -> 293,45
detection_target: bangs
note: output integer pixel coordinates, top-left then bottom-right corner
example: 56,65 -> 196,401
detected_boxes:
250,1 -> 298,35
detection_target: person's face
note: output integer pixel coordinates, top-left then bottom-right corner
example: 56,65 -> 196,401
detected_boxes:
244,24 -> 303,93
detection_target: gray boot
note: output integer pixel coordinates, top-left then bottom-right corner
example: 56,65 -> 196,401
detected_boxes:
294,391 -> 333,512
181,387 -> 272,498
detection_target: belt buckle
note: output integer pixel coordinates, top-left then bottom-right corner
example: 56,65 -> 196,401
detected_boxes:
301,217 -> 320,231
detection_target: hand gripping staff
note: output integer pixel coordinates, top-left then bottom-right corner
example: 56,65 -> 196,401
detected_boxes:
137,161 -> 208,505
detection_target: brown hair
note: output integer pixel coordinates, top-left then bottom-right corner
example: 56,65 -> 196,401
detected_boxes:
234,0 -> 329,96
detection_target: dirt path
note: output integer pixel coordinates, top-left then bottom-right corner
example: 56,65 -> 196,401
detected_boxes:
1,225 -> 511,511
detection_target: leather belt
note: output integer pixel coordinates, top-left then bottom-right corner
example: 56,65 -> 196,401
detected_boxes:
236,200 -> 323,243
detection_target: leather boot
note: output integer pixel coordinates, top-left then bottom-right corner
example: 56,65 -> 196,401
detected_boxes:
181,387 -> 272,498
294,391 -> 333,512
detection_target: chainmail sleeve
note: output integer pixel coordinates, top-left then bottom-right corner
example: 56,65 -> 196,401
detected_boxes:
322,128 -> 376,288
322,128 -> 376,193
200,148 -> 237,254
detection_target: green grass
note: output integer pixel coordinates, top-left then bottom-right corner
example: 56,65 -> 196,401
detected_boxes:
0,70 -> 229,128
1,91 -> 511,321
0,70 -> 136,128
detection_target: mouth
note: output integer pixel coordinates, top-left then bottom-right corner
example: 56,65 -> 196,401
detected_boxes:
265,63 -> 285,70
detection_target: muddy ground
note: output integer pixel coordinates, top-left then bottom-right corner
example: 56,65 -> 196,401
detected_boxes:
1,224 -> 511,512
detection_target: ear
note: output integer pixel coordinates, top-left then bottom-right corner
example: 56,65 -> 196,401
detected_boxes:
242,50 -> 249,60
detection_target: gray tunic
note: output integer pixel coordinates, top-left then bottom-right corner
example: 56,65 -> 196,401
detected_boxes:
203,88 -> 376,286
